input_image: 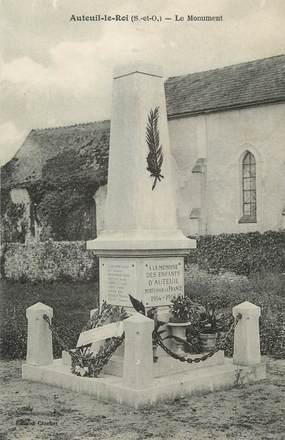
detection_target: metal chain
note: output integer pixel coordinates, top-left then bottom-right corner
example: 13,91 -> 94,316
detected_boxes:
43,312 -> 242,371
154,313 -> 242,364
43,314 -> 79,360
43,314 -> 125,376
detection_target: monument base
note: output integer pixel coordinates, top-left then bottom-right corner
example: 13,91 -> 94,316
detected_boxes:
62,349 -> 225,377
104,350 -> 225,377
22,358 -> 266,409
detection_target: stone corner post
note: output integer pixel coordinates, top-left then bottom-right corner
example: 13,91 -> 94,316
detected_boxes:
233,301 -> 261,366
123,313 -> 154,389
26,302 -> 53,366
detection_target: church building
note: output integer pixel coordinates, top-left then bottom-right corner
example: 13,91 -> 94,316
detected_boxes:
1,55 -> 285,242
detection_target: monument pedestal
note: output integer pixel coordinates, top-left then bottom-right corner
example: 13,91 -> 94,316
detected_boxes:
103,350 -> 225,378
22,359 -> 266,409
22,299 -> 266,408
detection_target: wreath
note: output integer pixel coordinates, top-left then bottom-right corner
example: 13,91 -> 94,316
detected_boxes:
71,302 -> 128,378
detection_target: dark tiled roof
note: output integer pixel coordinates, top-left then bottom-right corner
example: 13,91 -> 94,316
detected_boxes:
2,55 -> 285,189
165,54 -> 285,118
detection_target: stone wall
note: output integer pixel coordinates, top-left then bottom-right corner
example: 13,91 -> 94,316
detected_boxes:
2,241 -> 98,282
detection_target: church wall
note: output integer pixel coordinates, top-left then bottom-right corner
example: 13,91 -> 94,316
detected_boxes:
205,103 -> 285,234
168,102 -> 285,235
168,116 -> 204,235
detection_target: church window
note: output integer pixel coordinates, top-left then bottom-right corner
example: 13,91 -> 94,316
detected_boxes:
239,151 -> 256,223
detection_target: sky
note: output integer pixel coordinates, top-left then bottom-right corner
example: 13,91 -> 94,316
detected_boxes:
0,0 -> 285,165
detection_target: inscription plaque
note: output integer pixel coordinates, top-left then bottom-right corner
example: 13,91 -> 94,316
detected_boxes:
100,256 -> 184,308
143,257 -> 183,306
100,258 -> 137,306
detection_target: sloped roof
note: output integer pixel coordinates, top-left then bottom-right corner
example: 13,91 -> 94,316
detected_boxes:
1,120 -> 110,189
165,54 -> 285,118
2,55 -> 285,190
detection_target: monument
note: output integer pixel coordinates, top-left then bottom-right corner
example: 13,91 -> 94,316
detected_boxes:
22,63 -> 266,408
87,63 -> 195,309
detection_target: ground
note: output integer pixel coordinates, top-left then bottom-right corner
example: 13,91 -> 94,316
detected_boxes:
0,358 -> 284,440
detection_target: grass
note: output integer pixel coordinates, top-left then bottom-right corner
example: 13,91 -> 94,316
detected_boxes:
184,266 -> 285,358
1,266 -> 285,360
0,279 -> 99,359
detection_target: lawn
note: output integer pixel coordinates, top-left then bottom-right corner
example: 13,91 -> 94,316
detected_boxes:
0,279 -> 99,359
1,267 -> 285,360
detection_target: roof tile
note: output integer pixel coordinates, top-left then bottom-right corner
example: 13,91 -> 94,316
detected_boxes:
165,54 -> 285,117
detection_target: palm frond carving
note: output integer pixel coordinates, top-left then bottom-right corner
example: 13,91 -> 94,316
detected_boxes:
146,107 -> 164,190
129,294 -> 145,316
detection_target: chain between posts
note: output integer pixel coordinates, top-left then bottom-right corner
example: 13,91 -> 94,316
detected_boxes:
43,314 -> 125,377
42,312 -> 242,372
43,314 -> 79,360
153,312 -> 242,364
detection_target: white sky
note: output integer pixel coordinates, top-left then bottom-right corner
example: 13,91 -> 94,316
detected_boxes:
0,0 -> 285,165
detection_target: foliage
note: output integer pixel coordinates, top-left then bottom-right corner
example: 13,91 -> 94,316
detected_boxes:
86,302 -> 128,330
31,181 -> 98,241
3,241 -> 99,282
199,304 -> 217,334
73,335 -> 124,378
0,191 -> 27,243
71,302 -> 128,377
169,295 -> 203,323
184,266 -> 285,358
186,231 -> 285,275
260,312 -> 285,359
1,312 -> 27,359
128,294 -> 204,356
185,325 -> 202,353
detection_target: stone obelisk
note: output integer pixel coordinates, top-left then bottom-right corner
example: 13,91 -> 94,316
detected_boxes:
88,64 -> 195,307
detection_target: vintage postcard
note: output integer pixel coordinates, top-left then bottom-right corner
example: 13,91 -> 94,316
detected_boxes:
1,1 -> 284,439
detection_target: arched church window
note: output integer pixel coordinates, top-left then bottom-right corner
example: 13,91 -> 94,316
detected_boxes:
241,151 -> 256,222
